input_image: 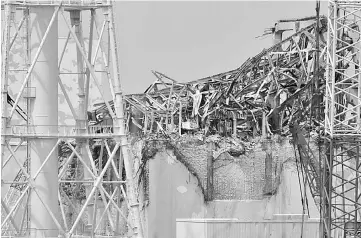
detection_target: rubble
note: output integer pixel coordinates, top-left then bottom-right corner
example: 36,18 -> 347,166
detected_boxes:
55,15 -> 329,235
88,17 -> 327,206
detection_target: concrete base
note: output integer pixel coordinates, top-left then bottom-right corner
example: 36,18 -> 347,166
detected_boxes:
176,219 -> 320,238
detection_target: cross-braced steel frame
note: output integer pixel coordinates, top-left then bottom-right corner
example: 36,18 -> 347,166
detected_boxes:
325,0 -> 361,136
1,1 -> 143,237
324,1 -> 361,237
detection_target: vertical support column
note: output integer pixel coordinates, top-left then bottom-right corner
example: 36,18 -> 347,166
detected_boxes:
273,27 -> 282,46
314,2 -> 321,124
322,139 -> 333,238
0,6 -> 14,235
1,3 -> 12,179
325,1 -> 332,135
207,142 -> 215,201
354,144 -> 360,237
330,3 -> 337,136
115,149 -> 127,235
323,15 -> 337,237
84,9 -> 95,112
263,139 -> 273,195
107,4 -> 144,237
352,47 -> 361,130
232,112 -> 237,137
354,11 -> 361,131
179,103 -> 182,135
70,9 -> 93,232
262,111 -> 267,137
341,149 -> 346,228
29,6 -> 59,238
24,6 -> 31,234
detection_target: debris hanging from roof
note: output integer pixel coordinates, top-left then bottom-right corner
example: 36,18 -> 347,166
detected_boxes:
89,17 -> 329,207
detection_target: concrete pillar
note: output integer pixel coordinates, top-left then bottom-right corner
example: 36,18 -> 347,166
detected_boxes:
273,29 -> 283,46
207,142 -> 215,201
178,103 -> 182,135
232,112 -> 237,137
262,111 -> 267,137
29,7 -> 59,238
262,139 -> 273,196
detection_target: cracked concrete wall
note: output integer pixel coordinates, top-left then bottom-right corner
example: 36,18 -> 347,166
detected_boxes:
146,137 -> 320,238
176,136 -> 296,200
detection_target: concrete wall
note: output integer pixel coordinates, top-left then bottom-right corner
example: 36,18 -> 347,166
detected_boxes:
2,135 -> 320,238
176,219 -> 320,238
147,141 -> 320,238
177,136 -> 300,200
148,150 -> 207,238
265,159 -> 319,218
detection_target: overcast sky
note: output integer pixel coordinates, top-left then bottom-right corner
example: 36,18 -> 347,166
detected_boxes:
114,1 -> 327,94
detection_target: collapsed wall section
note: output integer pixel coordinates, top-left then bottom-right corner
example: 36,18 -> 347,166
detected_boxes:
132,134 -> 321,204
140,135 -> 296,200
133,135 -> 320,238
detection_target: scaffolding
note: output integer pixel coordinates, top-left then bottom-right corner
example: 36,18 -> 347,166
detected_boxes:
323,0 -> 361,237
5,0 -> 361,237
1,1 -> 143,237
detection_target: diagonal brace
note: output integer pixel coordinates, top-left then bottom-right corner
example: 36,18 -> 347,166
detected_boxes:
8,3 -> 62,121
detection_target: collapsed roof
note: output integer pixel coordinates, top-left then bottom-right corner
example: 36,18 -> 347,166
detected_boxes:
90,16 -> 328,208
92,17 -> 327,138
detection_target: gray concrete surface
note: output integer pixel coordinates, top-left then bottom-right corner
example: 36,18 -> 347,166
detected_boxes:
146,139 -> 319,238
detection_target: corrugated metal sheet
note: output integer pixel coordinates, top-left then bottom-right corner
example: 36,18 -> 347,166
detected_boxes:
176,219 -> 320,238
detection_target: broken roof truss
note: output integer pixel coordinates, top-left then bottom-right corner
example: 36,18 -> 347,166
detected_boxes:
93,17 -> 327,138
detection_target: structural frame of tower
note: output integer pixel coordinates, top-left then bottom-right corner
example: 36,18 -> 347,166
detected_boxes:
1,0 -> 143,237
323,0 -> 361,237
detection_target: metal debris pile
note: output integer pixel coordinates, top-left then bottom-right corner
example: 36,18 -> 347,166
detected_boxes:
90,17 -> 328,206
92,18 -> 327,141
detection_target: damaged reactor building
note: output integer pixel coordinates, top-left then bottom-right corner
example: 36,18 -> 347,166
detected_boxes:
1,1 -> 361,238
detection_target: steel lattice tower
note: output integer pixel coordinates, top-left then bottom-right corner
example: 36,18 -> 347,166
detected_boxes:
324,0 -> 361,237
1,1 -> 143,237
